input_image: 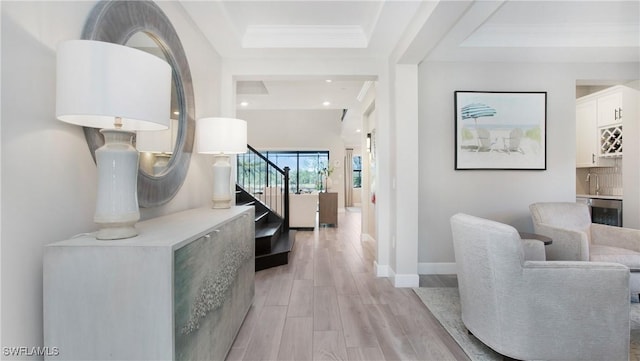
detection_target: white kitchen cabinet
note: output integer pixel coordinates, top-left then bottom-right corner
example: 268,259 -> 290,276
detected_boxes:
599,124 -> 623,157
576,97 -> 614,167
43,206 -> 255,361
575,85 -> 638,167
575,84 -> 639,228
597,88 -> 624,158
597,91 -> 624,127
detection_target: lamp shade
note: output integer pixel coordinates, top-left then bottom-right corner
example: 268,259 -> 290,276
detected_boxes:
196,117 -> 247,154
56,40 -> 171,131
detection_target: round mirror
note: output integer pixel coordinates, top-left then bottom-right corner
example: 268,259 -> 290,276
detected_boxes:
81,0 -> 195,207
126,32 -> 179,176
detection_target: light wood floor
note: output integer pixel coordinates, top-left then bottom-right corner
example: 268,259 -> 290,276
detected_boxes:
226,209 -> 469,361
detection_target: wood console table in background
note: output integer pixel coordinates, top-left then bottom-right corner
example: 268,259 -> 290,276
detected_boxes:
319,192 -> 338,227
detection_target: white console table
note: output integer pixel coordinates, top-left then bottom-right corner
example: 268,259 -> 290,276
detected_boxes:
43,206 -> 255,361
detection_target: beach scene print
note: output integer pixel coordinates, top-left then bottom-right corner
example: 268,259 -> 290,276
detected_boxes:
455,91 -> 546,170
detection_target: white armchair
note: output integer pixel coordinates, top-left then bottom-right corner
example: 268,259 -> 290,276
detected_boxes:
530,202 -> 640,297
451,213 -> 629,361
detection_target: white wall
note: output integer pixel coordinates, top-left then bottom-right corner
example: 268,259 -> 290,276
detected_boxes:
392,64 -> 419,286
1,1 -> 220,355
238,109 -> 347,209
417,61 -> 640,271
362,105 -> 377,242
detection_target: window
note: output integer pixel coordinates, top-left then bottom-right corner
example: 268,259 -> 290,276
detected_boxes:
352,155 -> 362,188
263,151 -> 329,193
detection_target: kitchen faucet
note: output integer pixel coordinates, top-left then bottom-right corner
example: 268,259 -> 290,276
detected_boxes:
586,172 -> 599,195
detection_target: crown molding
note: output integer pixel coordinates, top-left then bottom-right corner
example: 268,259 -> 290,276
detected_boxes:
463,23 -> 639,48
243,25 -> 368,49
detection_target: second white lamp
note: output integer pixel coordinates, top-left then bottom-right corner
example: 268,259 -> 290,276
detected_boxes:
196,117 -> 247,208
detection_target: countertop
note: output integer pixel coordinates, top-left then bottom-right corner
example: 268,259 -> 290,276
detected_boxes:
576,194 -> 623,200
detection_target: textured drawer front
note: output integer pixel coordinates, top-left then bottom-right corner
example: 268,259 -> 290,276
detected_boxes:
174,211 -> 254,360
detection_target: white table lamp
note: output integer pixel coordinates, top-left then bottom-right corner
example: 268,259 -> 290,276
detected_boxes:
56,40 -> 171,240
196,117 -> 247,208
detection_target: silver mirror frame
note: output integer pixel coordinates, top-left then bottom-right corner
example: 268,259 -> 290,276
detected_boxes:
81,0 -> 195,207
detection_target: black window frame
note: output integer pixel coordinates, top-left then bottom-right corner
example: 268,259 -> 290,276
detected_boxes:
352,155 -> 362,188
261,150 -> 330,193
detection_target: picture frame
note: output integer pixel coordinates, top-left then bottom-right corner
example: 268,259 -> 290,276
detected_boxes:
454,91 -> 547,170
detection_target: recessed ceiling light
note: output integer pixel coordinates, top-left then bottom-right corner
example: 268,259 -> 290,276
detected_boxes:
322,101 -> 331,106
240,101 -> 249,107
325,79 -> 332,83
356,129 -> 361,133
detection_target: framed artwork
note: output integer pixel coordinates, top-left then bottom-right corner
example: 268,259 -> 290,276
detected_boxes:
455,91 -> 547,170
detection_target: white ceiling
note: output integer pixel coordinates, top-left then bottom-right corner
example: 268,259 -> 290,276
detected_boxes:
181,1 -> 423,59
236,79 -> 369,111
180,0 -> 640,146
419,1 -> 640,63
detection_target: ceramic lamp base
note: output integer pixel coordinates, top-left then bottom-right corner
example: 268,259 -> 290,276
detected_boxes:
211,154 -> 232,209
212,199 -> 232,209
96,223 -> 138,240
94,129 -> 141,240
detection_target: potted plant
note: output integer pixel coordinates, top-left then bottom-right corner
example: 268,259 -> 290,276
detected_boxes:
322,165 -> 334,192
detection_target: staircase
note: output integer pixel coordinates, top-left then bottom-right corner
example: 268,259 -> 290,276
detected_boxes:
236,146 -> 295,271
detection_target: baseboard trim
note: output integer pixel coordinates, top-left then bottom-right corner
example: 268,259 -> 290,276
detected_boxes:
418,262 -> 457,275
290,226 -> 314,231
361,233 -> 375,243
374,261 -> 389,277
393,273 -> 419,288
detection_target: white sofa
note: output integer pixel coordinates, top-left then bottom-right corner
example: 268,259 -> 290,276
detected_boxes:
451,213 -> 630,361
289,193 -> 318,229
258,187 -> 318,229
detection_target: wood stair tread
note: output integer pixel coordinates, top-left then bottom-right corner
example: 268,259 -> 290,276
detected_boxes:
255,221 -> 281,239
236,183 -> 293,271
255,230 -> 296,271
255,230 -> 295,257
255,210 -> 270,223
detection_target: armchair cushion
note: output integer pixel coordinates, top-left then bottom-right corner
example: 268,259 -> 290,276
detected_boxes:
592,223 -> 640,252
590,244 -> 640,269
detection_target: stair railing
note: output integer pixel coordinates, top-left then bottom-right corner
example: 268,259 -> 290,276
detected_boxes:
237,145 -> 289,230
